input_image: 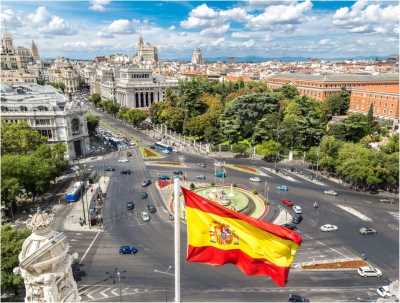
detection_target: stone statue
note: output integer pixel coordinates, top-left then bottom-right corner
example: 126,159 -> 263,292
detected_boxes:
14,211 -> 80,303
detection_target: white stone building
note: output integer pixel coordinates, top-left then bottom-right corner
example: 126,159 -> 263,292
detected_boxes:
48,58 -> 80,94
0,83 -> 89,160
132,36 -> 158,66
191,48 -> 204,65
0,32 -> 38,70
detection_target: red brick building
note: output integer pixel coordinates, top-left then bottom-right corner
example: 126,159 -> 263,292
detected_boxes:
266,73 -> 398,101
349,85 -> 399,124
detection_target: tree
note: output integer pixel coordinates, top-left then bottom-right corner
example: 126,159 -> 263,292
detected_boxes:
89,93 -> 102,107
232,143 -> 249,155
1,121 -> 46,155
126,109 -> 148,127
86,113 -> 100,136
252,113 -> 280,144
49,82 -> 65,92
1,225 -> 31,296
328,113 -> 371,142
256,140 -> 282,161
323,88 -> 350,117
276,84 -> 299,99
1,177 -> 21,219
367,103 -> 374,129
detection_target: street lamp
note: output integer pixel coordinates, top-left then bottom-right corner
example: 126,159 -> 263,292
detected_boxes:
105,268 -> 127,302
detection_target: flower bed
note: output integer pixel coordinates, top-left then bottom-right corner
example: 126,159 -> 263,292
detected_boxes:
225,164 -> 263,176
301,259 -> 368,270
235,164 -> 257,173
140,147 -> 162,159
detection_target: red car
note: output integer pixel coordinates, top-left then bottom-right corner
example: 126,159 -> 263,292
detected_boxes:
281,199 -> 294,207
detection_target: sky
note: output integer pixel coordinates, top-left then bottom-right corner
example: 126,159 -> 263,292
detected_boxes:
1,0 -> 399,60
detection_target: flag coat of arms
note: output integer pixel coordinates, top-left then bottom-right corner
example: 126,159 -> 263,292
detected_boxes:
182,187 -> 302,287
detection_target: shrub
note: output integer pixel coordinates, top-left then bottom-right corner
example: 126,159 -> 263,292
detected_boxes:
190,183 -> 196,190
252,189 -> 258,195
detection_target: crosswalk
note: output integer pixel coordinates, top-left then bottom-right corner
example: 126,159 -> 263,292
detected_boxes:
78,285 -> 163,301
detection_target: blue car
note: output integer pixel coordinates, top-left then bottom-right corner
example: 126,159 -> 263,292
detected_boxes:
276,185 -> 289,191
214,170 -> 226,178
119,245 -> 138,255
159,175 -> 170,180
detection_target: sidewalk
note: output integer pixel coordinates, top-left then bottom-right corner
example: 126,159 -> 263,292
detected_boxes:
62,176 -> 110,232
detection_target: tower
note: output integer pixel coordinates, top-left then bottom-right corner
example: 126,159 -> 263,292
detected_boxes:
31,40 -> 40,61
191,48 -> 203,65
1,32 -> 14,54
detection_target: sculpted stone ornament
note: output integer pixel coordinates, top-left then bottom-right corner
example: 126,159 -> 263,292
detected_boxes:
14,211 -> 80,303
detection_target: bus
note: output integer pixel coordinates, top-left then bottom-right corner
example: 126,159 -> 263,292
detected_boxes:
154,141 -> 173,153
64,181 -> 84,203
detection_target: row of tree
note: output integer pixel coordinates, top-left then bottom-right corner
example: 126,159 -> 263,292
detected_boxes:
88,94 -> 149,127
1,122 -> 68,218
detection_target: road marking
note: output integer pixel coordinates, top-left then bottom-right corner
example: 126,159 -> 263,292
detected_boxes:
388,211 -> 400,221
86,286 -> 103,300
100,287 -> 111,298
111,288 -> 119,296
261,167 -> 299,182
79,230 -> 101,264
337,205 -> 372,222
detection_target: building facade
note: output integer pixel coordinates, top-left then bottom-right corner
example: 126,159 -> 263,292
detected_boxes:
0,32 -> 38,70
0,83 -> 89,160
349,85 -> 399,124
266,73 -> 399,101
132,36 -> 158,66
191,48 -> 204,65
48,58 -> 80,94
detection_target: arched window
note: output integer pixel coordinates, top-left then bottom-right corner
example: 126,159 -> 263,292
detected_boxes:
20,106 -> 28,111
71,117 -> 81,135
1,106 -> 9,112
37,106 -> 48,111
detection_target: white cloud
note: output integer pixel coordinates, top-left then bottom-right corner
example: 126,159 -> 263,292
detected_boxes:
211,37 -> 225,47
28,6 -> 51,26
219,7 -> 249,22
191,4 -> 218,19
106,19 -> 139,34
169,25 -> 176,30
89,0 -> 111,12
333,0 -> 400,34
248,0 -> 312,30
200,24 -> 230,36
242,39 -> 255,48
0,8 -> 23,28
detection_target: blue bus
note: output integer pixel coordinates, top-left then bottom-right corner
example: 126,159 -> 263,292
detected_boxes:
154,141 -> 173,153
64,181 -> 84,203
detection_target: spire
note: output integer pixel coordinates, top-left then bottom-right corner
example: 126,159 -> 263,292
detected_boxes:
31,40 -> 40,61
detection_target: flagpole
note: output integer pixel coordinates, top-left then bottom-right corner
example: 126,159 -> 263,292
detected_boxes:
173,177 -> 181,302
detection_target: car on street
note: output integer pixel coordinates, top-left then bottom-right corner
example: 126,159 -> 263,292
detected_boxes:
159,175 -> 170,180
121,169 -> 132,175
142,180 -> 151,187
147,204 -> 157,213
141,211 -> 150,222
277,185 -> 288,191
281,199 -> 294,207
323,189 -> 338,196
292,214 -> 303,224
140,192 -> 148,199
376,286 -> 392,297
198,163 -> 207,168
293,205 -> 302,214
196,175 -> 206,180
320,224 -> 338,232
379,198 -> 394,204
173,170 -> 184,175
126,201 -> 135,210
282,223 -> 297,230
104,167 -> 115,172
249,176 -> 262,182
358,266 -> 382,277
119,245 -> 138,255
215,170 -> 226,178
214,161 -> 224,167
118,158 -> 129,163
127,151 -> 132,157
288,294 -> 309,302
359,227 -> 377,235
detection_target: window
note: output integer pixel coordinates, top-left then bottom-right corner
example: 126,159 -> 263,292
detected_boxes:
37,106 -> 48,111
40,129 -> 53,139
20,106 -> 28,111
36,119 -> 51,126
1,106 -> 9,112
71,118 -> 81,135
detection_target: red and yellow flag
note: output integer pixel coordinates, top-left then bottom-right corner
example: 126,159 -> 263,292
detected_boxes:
182,187 -> 302,287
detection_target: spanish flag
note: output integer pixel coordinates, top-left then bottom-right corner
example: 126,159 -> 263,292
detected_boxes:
182,187 -> 302,287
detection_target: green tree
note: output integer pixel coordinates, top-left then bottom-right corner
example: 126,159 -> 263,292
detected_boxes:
86,113 -> 100,136
367,103 -> 374,129
126,109 -> 148,126
1,225 -> 31,296
328,113 -> 371,142
1,121 -> 46,154
276,84 -> 299,99
323,88 -> 350,117
89,93 -> 102,107
232,143 -> 249,155
1,177 -> 21,219
252,113 -> 280,144
255,140 -> 282,161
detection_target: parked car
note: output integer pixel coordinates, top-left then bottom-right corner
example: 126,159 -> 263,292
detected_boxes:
379,198 -> 395,204
320,224 -> 338,232
249,177 -> 261,182
358,266 -> 382,277
126,201 -> 135,210
121,169 -> 132,175
141,211 -> 150,222
142,180 -> 151,187
281,199 -> 294,207
292,215 -> 303,224
119,245 -> 138,255
288,294 -> 309,302
173,170 -> 183,175
293,205 -> 302,214
323,189 -> 338,196
376,286 -> 392,297
277,185 -> 289,191
118,159 -> 129,163
159,175 -> 170,180
196,175 -> 206,180
104,167 -> 115,172
282,223 -> 297,230
359,227 -> 377,235
140,192 -> 148,199
147,204 -> 157,213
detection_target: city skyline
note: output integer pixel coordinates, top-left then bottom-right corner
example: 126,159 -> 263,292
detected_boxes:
1,0 -> 399,60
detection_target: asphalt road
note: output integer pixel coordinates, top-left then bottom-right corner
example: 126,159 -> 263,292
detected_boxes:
69,106 -> 398,302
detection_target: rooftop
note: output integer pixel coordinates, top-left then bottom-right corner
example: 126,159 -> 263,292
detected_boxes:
267,72 -> 399,82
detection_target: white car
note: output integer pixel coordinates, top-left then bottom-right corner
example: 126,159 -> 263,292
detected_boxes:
377,286 -> 392,297
358,266 -> 382,277
324,189 -> 338,196
320,224 -> 338,232
141,211 -> 150,222
249,177 -> 261,182
292,205 -> 302,214
118,159 -> 129,163
214,161 -> 224,167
